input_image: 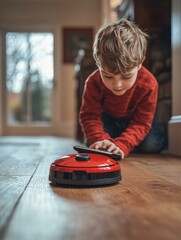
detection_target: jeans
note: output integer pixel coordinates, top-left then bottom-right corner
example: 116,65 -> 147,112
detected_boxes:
101,112 -> 167,153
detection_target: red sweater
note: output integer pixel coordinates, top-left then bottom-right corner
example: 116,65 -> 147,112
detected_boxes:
79,66 -> 158,156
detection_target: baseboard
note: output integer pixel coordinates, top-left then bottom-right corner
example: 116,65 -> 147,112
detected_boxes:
0,121 -> 76,138
168,115 -> 181,156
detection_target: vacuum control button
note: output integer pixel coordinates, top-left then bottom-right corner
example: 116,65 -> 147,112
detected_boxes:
75,154 -> 90,161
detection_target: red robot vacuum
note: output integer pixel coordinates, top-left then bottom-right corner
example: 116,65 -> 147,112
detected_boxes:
49,145 -> 122,187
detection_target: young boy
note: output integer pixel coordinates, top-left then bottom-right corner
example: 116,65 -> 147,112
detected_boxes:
79,19 -> 166,159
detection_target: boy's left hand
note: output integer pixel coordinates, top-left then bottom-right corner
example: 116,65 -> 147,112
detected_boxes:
89,139 -> 125,159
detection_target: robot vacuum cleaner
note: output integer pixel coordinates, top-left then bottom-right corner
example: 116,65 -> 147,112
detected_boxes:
49,145 -> 122,187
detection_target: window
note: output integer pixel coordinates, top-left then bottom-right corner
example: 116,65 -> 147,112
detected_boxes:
6,32 -> 54,125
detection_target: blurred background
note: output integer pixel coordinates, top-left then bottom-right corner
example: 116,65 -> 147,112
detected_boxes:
0,0 -> 180,156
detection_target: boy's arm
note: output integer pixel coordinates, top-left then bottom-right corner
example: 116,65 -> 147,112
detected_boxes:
113,86 -> 158,156
79,75 -> 112,143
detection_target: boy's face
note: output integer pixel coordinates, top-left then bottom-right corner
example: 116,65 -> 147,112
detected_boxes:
100,65 -> 141,96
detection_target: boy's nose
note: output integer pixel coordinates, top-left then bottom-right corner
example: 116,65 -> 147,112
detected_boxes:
113,80 -> 123,88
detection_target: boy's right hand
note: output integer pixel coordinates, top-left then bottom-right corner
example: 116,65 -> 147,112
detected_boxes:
89,139 -> 125,159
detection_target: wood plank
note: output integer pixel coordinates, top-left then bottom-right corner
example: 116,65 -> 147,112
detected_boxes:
2,144 -> 181,240
0,176 -> 31,233
0,141 -> 44,176
127,154 -> 181,186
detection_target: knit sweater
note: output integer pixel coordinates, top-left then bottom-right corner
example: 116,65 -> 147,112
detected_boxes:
79,66 -> 158,156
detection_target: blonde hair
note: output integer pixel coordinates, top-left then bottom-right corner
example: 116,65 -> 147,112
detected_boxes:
93,19 -> 149,75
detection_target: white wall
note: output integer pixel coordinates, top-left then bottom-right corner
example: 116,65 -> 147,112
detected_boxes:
0,0 -> 101,137
168,0 -> 181,156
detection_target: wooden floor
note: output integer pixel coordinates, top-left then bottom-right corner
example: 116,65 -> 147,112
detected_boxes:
0,136 -> 181,240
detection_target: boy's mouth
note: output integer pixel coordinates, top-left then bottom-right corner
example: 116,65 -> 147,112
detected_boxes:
113,88 -> 124,92
112,88 -> 126,95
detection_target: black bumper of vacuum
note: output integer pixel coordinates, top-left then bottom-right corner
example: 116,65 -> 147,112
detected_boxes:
49,169 -> 121,186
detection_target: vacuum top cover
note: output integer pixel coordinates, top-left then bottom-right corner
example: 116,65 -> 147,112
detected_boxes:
53,153 -> 117,168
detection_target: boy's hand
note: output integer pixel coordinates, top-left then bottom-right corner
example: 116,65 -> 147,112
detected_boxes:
89,139 -> 125,159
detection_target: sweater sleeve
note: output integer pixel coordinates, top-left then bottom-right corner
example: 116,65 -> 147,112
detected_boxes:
113,83 -> 158,156
79,74 -> 111,143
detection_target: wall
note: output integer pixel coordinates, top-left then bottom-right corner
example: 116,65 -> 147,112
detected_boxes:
0,33 -> 2,135
0,0 -> 101,137
168,0 -> 181,156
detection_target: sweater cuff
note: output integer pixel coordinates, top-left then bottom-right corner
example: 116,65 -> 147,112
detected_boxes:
113,139 -> 129,157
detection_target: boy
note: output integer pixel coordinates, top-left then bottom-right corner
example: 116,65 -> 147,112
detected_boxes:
79,19 -> 166,159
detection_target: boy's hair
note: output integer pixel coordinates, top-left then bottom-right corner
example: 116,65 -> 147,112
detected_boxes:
93,19 -> 149,75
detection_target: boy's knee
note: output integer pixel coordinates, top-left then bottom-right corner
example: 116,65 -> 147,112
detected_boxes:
138,134 -> 166,153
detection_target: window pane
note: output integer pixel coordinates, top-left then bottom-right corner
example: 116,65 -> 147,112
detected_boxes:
6,32 -> 54,125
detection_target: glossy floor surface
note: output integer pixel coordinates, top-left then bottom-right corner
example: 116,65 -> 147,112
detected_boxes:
0,136 -> 181,240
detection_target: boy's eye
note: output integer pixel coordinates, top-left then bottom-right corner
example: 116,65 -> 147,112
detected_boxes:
103,74 -> 113,78
103,75 -> 113,79
123,75 -> 132,80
